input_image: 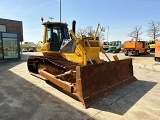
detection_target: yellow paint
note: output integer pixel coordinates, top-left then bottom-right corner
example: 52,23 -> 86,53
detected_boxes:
37,22 -> 105,65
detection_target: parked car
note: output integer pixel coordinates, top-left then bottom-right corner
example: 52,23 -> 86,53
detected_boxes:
22,49 -> 28,52
28,48 -> 34,52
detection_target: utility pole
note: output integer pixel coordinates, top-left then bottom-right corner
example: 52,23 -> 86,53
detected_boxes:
60,0 -> 61,22
106,26 -> 109,42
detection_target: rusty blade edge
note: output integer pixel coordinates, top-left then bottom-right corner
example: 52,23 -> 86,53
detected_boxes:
83,76 -> 136,108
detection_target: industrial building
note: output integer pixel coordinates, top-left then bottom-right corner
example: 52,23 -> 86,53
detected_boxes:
0,18 -> 23,60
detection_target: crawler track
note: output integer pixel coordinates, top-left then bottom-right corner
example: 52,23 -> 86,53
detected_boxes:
27,56 -> 79,83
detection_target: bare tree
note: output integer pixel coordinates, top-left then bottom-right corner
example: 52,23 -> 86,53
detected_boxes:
147,21 -> 160,39
128,26 -> 143,41
76,27 -> 88,37
86,26 -> 95,35
76,26 -> 105,41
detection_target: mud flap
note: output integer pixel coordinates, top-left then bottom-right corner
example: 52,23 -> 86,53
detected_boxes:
75,58 -> 136,108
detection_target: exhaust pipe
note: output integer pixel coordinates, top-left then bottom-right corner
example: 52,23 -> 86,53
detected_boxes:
72,20 -> 76,34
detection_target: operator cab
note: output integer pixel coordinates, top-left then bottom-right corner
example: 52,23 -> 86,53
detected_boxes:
45,22 -> 70,51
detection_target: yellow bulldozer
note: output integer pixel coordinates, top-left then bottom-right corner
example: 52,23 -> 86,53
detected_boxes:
27,19 -> 136,108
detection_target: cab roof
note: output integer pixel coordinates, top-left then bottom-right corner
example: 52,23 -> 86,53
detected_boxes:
42,21 -> 68,26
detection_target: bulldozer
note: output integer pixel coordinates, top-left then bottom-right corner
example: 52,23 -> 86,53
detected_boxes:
27,19 -> 136,108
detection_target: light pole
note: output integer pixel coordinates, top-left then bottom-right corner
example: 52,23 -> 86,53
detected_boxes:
60,0 -> 61,22
106,26 -> 109,42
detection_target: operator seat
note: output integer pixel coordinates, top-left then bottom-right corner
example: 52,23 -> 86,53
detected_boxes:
52,32 -> 59,42
50,32 -> 61,51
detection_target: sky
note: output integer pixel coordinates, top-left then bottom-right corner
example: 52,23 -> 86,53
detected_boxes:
0,0 -> 160,43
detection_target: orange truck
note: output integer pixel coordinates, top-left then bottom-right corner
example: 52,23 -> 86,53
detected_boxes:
155,40 -> 160,61
123,41 -> 150,56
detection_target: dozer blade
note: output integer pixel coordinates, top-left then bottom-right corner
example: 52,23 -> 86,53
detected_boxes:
75,58 -> 136,108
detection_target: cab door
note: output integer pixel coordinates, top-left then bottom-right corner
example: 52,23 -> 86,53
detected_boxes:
49,26 -> 63,51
